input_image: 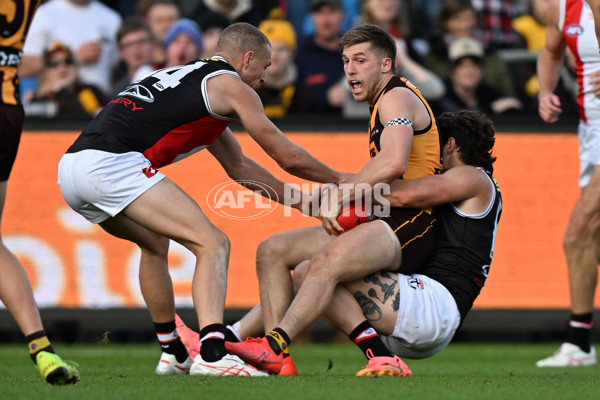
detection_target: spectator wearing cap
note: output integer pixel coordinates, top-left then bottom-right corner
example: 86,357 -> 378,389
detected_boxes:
431,37 -> 523,116
295,0 -> 347,114
162,19 -> 203,68
424,0 -> 515,103
196,11 -> 231,59
256,19 -> 315,118
28,42 -> 108,118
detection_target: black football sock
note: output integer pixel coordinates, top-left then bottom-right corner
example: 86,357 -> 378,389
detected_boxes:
266,327 -> 291,355
199,324 -> 227,362
349,321 -> 392,359
567,313 -> 593,353
154,321 -> 189,363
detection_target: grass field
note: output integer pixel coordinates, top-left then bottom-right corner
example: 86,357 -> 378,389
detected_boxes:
0,342 -> 598,399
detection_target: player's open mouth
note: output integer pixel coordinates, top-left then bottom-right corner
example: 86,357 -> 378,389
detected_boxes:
350,80 -> 362,92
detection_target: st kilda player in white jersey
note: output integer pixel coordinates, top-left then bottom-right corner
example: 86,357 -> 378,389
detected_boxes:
537,0 -> 600,367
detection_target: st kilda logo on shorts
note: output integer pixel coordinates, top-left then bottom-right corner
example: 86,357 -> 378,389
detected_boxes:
142,167 -> 159,178
408,277 -> 424,290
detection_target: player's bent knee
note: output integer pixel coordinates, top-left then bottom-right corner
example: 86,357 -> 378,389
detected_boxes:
306,252 -> 340,281
292,260 -> 310,293
186,228 -> 230,257
144,235 -> 170,258
256,237 -> 286,271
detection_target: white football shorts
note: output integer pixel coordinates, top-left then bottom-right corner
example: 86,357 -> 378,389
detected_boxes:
380,273 -> 461,359
577,120 -> 600,187
58,150 -> 165,224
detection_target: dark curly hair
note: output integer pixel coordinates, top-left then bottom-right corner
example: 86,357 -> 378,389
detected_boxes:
437,110 -> 496,173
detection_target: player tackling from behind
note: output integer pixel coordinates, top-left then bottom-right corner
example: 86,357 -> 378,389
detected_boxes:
176,109 -> 502,376
57,22 -> 345,377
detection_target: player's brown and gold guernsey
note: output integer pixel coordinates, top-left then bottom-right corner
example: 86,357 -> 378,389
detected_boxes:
368,76 -> 441,274
368,76 -> 442,179
0,0 -> 42,106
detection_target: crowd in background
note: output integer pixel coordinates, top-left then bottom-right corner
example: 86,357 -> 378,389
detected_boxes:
17,0 -> 581,122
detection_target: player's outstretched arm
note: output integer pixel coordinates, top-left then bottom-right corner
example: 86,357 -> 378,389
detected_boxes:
208,128 -> 314,215
214,74 -> 343,184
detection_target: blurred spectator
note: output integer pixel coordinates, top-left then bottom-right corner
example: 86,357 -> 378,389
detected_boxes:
162,19 -> 203,68
360,0 -> 403,38
298,0 -> 361,36
27,43 -> 108,118
512,0 -> 548,52
471,0 -> 528,50
471,0 -> 533,111
187,0 -> 263,27
100,0 -> 137,18
356,0 -> 445,101
511,0 -> 549,99
250,0 -> 283,20
416,0 -> 444,36
256,18 -> 315,117
139,0 -> 182,65
424,0 -> 515,97
428,0 -> 486,58
295,0 -> 347,114
359,0 -> 423,57
110,17 -> 155,98
509,0 -> 577,117
19,0 -> 122,96
197,11 -> 231,58
431,38 -> 523,116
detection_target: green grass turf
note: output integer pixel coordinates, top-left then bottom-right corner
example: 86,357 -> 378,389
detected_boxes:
0,342 -> 598,399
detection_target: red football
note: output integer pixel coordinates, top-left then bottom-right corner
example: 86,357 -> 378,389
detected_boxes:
336,202 -> 370,232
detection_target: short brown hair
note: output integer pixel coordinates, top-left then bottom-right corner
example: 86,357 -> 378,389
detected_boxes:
339,24 -> 396,71
216,22 -> 270,55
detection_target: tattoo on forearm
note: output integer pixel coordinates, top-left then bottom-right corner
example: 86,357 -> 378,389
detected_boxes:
354,291 -> 382,322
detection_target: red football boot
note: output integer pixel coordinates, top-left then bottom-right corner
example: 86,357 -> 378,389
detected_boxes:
356,354 -> 412,377
226,337 -> 283,374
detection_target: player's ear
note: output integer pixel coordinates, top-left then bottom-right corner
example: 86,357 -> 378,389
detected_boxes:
382,57 -> 393,73
447,137 -> 457,152
243,51 -> 253,68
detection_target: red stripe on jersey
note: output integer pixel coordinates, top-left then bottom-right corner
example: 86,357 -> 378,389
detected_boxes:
563,0 -> 586,122
143,115 -> 230,168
